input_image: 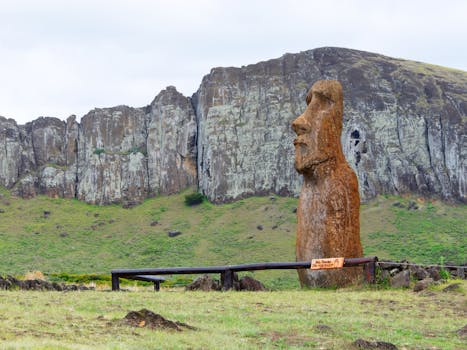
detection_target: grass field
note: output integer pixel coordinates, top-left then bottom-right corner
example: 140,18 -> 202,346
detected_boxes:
0,187 -> 465,289
0,282 -> 465,350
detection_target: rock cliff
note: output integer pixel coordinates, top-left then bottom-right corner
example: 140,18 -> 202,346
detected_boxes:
1,87 -> 197,206
196,47 -> 466,203
0,47 -> 465,204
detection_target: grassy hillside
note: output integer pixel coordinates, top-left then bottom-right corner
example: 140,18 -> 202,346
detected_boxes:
0,187 -> 465,288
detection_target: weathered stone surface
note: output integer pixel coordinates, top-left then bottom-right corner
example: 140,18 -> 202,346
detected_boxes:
413,278 -> 434,292
146,86 -> 197,196
409,265 -> 429,280
0,117 -> 26,188
77,105 -> 148,205
427,267 -> 442,281
238,276 -> 267,291
185,274 -> 220,291
390,270 -> 411,288
195,47 -> 467,203
377,260 -> 466,281
293,80 -> 363,288
1,47 -> 466,205
0,275 -> 91,291
26,117 -> 67,167
194,57 -> 303,203
1,87 -> 196,205
5,116 -> 78,199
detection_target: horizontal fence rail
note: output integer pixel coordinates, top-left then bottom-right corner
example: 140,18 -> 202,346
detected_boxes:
111,256 -> 378,291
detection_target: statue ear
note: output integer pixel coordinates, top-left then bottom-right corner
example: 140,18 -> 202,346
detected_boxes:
305,89 -> 313,105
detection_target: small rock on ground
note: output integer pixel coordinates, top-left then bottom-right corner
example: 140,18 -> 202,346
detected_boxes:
185,275 -> 221,291
314,324 -> 333,333
442,283 -> 461,292
413,278 -> 434,292
168,231 -> 182,237
390,270 -> 410,288
239,276 -> 267,291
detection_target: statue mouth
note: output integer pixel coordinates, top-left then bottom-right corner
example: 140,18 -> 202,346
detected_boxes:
293,138 -> 306,146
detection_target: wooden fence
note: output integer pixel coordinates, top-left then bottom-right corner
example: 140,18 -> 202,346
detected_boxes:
111,256 -> 378,291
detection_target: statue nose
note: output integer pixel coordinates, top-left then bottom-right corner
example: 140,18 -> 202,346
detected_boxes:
292,114 -> 311,135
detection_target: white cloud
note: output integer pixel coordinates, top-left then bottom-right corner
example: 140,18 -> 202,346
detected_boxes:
0,0 -> 466,124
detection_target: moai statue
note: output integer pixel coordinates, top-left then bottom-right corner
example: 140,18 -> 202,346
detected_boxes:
292,80 -> 363,287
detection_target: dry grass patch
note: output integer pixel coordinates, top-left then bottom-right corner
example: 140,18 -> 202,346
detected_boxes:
0,282 -> 465,349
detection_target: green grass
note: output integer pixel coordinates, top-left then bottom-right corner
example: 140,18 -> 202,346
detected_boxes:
361,196 -> 466,264
0,282 -> 465,349
0,188 -> 465,289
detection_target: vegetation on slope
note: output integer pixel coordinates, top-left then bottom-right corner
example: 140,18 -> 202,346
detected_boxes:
0,187 -> 465,288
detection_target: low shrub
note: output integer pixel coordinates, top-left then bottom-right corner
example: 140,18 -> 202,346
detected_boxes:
93,148 -> 105,155
184,192 -> 205,206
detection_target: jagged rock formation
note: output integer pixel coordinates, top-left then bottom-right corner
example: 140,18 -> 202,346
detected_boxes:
195,47 -> 466,203
0,47 -> 466,204
0,87 -> 196,206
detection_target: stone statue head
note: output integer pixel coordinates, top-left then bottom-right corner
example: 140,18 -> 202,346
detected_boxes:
291,80 -> 344,176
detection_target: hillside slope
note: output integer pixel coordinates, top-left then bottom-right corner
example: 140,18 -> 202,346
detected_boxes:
0,188 -> 464,288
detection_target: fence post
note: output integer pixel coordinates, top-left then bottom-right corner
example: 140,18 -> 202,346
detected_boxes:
221,269 -> 234,290
154,281 -> 161,292
112,273 -> 120,291
364,258 -> 377,284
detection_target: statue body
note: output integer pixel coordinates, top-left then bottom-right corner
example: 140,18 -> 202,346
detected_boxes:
292,80 -> 363,287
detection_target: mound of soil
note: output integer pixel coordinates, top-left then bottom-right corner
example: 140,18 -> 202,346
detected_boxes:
352,339 -> 398,350
123,309 -> 195,331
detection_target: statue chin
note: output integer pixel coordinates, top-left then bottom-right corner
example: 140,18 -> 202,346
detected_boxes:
294,156 -> 331,175
294,161 -> 309,174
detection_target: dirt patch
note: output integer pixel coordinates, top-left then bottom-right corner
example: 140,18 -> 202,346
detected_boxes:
352,338 -> 398,349
260,331 -> 318,347
314,324 -> 333,333
123,309 -> 196,331
457,324 -> 467,338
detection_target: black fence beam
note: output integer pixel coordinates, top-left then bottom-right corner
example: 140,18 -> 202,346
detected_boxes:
111,256 -> 379,291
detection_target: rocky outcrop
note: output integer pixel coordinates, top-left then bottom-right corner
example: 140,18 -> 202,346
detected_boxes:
0,47 -> 466,204
195,47 -> 466,203
1,87 -> 197,205
0,275 -> 92,291
377,260 -> 466,284
77,105 -> 148,205
146,86 -> 197,196
0,116 -> 24,188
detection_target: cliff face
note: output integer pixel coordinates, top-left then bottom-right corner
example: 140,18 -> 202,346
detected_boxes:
0,47 -> 465,204
1,87 -> 197,206
195,48 -> 466,203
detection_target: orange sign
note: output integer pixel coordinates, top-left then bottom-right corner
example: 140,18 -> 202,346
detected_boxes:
310,257 -> 344,270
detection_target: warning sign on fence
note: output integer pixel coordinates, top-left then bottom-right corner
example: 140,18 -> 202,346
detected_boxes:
310,257 -> 344,270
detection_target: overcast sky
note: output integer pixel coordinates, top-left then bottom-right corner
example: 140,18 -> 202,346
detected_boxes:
1,0 -> 466,125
